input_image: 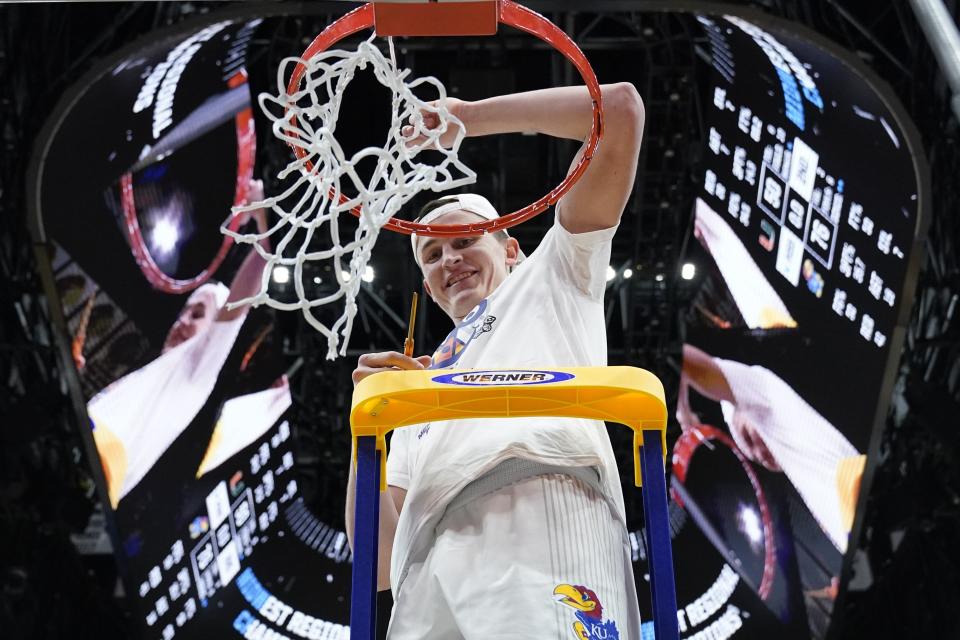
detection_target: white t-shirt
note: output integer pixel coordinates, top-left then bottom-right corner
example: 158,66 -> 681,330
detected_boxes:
88,314 -> 246,507
715,358 -> 859,551
386,218 -> 626,591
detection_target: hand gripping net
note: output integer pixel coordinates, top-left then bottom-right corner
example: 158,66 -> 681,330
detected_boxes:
223,35 -> 476,358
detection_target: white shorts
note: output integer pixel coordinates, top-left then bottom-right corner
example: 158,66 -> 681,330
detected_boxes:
387,473 -> 641,639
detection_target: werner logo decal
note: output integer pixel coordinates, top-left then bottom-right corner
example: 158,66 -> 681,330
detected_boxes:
432,370 -> 575,386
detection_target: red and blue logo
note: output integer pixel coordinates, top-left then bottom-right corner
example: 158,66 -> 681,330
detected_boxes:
554,584 -> 620,639
430,299 -> 494,369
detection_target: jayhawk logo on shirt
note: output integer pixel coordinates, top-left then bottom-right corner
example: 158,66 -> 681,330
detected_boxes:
430,299 -> 496,369
554,584 -> 620,639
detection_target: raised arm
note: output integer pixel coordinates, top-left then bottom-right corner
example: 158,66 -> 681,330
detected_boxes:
434,83 -> 645,233
680,344 -> 735,405
217,179 -> 271,322
680,345 -> 780,471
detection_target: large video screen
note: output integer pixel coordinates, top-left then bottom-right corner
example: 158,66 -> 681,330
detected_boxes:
648,13 -> 926,639
30,8 -> 928,640
32,17 -> 353,640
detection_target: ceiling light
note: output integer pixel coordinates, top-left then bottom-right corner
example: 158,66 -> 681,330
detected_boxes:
150,218 -> 179,255
272,266 -> 290,284
605,265 -> 616,282
681,263 -> 696,280
738,504 -> 764,547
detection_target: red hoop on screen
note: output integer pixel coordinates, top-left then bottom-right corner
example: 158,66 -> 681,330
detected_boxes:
672,424 -> 777,600
285,0 -> 603,237
120,70 -> 255,294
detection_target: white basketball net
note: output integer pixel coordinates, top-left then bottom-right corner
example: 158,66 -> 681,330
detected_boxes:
223,35 -> 476,359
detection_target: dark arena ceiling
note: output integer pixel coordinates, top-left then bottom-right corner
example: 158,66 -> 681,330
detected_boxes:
1,1 -> 959,639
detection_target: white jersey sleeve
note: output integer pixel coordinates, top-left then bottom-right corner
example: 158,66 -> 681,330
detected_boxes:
715,358 -> 859,551
88,314 -> 247,507
547,219 -> 619,302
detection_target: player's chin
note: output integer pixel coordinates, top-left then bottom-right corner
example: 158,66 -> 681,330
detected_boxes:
452,289 -> 484,312
450,292 -> 483,317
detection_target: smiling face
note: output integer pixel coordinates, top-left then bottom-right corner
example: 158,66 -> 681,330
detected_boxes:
416,210 -> 520,322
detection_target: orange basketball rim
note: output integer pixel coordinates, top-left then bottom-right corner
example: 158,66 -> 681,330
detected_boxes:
285,0 -> 604,237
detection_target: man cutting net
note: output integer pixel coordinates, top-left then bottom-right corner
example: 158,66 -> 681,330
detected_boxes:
347,83 -> 645,639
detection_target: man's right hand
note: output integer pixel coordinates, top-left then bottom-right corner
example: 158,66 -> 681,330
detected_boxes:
402,97 -> 470,150
352,351 -> 433,387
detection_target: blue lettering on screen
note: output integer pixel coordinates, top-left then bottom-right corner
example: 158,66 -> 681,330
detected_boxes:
234,609 -> 256,634
802,84 -> 824,110
776,66 -> 805,131
236,567 -> 270,610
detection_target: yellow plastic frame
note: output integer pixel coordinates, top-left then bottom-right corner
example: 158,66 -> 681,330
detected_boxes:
350,366 -> 668,490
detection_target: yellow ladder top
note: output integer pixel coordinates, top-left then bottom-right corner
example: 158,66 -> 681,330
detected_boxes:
350,366 -> 668,490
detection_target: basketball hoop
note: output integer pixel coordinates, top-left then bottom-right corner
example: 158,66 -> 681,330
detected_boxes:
226,1 -> 604,357
373,0 -> 498,37
121,70 -> 255,295
289,0 -> 603,237
672,425 -> 776,600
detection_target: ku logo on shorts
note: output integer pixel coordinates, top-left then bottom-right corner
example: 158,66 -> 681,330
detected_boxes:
554,584 -> 620,639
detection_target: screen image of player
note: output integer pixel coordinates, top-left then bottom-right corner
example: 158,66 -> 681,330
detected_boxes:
648,13 -> 927,640
30,17 -> 354,640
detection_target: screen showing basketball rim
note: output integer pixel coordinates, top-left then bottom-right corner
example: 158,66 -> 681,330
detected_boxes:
35,19 -> 353,640
662,14 -> 924,640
